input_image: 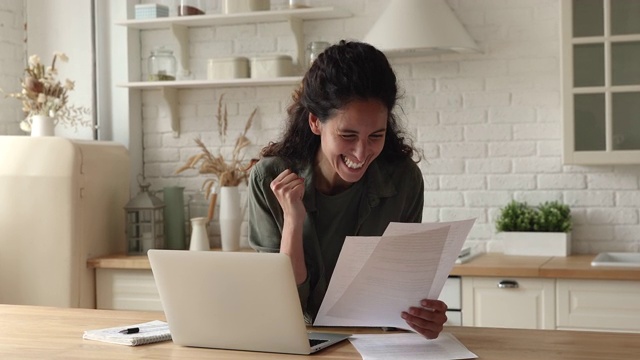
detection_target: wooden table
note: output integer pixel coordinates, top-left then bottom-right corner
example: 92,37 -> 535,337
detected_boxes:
2,305 -> 640,359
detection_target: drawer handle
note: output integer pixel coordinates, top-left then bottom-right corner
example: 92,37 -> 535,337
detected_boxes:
497,280 -> 519,289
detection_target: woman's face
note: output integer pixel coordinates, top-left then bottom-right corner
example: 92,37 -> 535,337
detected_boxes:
309,99 -> 388,192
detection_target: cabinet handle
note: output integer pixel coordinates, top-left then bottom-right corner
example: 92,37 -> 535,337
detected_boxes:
497,280 -> 519,289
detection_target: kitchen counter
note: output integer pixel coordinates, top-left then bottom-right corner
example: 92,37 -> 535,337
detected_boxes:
449,253 -> 640,280
88,252 -> 640,281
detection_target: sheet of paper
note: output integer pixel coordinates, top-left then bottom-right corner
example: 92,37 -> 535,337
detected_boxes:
349,332 -> 477,360
314,219 -> 475,329
384,220 -> 476,299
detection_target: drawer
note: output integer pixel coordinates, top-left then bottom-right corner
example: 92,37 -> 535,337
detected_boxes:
96,269 -> 163,311
439,276 -> 461,310
445,311 -> 462,326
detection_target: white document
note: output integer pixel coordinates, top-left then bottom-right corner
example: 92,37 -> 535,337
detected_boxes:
349,332 -> 477,360
314,219 -> 475,329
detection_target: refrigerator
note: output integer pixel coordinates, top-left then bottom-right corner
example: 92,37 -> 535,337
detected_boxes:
0,136 -> 130,308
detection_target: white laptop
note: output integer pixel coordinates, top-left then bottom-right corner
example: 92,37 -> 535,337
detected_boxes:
148,250 -> 350,355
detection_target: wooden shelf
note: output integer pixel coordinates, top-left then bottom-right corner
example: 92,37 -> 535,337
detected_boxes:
117,77 -> 302,137
117,77 -> 302,89
115,7 -> 351,29
117,6 -> 350,138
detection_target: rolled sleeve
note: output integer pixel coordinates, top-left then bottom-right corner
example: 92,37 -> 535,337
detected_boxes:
248,162 -> 284,252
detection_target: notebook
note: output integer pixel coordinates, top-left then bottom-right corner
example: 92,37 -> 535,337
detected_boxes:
83,320 -> 171,346
147,250 -> 350,355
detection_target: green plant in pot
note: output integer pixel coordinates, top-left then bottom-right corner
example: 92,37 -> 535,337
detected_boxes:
496,200 -> 572,256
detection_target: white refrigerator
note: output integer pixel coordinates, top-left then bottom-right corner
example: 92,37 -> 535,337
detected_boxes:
0,136 -> 130,308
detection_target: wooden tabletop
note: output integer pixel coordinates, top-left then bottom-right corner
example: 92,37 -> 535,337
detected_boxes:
2,304 -> 640,359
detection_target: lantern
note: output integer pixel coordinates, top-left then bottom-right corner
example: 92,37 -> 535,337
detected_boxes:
124,179 -> 165,255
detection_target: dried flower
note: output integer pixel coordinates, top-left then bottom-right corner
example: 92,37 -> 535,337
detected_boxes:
1,52 -> 92,133
176,94 -> 258,192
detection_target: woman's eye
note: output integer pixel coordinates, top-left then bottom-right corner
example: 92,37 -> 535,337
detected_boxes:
341,135 -> 356,140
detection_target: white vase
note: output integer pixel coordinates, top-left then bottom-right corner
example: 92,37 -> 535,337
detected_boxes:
189,217 -> 210,251
219,186 -> 244,252
30,115 -> 55,137
500,232 -> 572,257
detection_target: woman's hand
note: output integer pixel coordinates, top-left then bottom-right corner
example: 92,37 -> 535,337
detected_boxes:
270,169 -> 306,221
401,299 -> 448,339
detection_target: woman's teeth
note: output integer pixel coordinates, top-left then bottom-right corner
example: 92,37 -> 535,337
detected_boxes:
343,155 -> 364,169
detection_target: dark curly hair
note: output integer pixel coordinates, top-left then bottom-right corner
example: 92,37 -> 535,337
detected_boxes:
260,40 -> 419,168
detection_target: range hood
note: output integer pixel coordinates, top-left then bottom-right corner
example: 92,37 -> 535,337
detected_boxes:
363,0 -> 480,56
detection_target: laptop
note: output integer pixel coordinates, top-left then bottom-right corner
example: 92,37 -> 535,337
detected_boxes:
148,250 -> 350,355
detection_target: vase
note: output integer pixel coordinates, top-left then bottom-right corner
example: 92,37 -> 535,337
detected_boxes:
189,217 -> 210,251
500,232 -> 572,257
219,186 -> 245,251
163,186 -> 186,250
30,115 -> 55,137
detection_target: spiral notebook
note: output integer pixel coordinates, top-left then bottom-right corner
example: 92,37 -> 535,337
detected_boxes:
83,320 -> 171,346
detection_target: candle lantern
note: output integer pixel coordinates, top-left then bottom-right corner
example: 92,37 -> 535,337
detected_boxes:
124,178 -> 165,255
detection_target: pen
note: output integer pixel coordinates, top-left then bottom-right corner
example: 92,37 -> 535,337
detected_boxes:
118,327 -> 140,334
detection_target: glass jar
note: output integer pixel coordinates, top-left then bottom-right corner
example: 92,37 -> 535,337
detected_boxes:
289,0 -> 310,9
305,41 -> 331,70
178,0 -> 205,16
147,48 -> 176,81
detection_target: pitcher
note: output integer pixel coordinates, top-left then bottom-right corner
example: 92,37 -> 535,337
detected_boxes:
189,217 -> 210,251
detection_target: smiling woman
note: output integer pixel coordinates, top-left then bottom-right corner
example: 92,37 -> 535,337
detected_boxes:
246,40 -> 447,341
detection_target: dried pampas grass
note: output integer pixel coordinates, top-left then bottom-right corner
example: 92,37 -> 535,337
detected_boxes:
176,94 -> 258,193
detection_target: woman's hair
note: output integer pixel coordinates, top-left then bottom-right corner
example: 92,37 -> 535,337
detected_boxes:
260,40 -> 419,168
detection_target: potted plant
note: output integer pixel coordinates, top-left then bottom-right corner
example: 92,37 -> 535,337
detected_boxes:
1,52 -> 92,136
176,94 -> 257,251
495,200 -> 572,256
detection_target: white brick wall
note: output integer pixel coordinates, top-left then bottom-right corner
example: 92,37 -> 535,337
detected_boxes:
0,0 -> 628,253
134,0 -> 640,253
0,2 -> 25,135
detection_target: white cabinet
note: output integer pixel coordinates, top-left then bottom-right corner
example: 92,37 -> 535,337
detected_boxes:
96,268 -> 163,311
561,0 -> 640,164
439,276 -> 462,326
461,277 -> 555,329
556,279 -> 640,333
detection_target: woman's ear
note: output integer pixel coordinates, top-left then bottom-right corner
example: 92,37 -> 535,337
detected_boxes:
309,113 -> 322,135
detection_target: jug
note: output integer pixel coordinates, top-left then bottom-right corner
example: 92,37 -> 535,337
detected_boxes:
189,217 -> 210,251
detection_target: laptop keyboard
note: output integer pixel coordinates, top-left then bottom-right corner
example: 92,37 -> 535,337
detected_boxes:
309,339 -> 329,347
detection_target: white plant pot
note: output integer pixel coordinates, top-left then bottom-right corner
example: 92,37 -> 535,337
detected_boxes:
500,232 -> 572,257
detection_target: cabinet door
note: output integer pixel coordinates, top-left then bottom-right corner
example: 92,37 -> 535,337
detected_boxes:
462,277 -> 555,329
557,279 -> 640,332
562,0 -> 640,164
96,268 -> 163,311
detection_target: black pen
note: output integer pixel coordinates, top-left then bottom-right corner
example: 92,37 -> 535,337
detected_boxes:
118,327 -> 140,334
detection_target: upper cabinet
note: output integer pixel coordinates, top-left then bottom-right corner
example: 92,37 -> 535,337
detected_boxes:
561,0 -> 640,164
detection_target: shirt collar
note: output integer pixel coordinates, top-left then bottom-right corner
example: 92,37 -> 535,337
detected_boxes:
301,159 -> 397,213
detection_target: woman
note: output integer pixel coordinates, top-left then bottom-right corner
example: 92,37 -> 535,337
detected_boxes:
248,40 -> 447,339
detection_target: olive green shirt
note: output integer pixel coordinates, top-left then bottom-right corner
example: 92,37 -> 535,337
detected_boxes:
248,156 -> 424,321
